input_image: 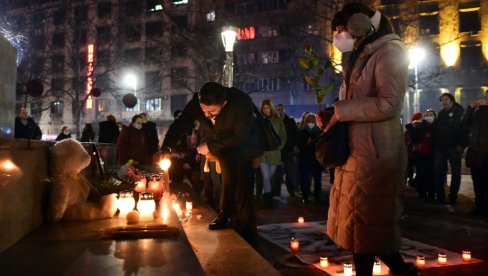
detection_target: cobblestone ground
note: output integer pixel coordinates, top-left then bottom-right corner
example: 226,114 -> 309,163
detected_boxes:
255,173 -> 488,276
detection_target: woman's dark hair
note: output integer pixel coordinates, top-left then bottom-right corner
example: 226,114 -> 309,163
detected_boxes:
199,82 -> 228,105
131,114 -> 142,124
439,93 -> 456,103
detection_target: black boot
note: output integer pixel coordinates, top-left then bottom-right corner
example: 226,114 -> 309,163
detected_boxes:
208,213 -> 230,230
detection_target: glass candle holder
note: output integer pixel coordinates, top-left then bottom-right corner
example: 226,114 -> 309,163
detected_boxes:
319,257 -> 328,268
437,253 -> 447,265
343,262 -> 353,276
373,260 -> 382,275
290,237 -> 299,254
185,201 -> 193,214
137,192 -> 155,221
134,175 -> 147,193
462,251 -> 471,262
416,255 -> 425,267
148,175 -> 162,197
297,216 -> 305,224
117,191 -> 135,218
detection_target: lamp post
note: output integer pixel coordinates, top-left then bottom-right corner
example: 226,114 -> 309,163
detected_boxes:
408,46 -> 426,115
221,26 -> 238,88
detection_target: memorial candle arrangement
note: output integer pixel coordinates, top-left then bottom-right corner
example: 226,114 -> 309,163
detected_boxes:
437,253 -> 447,265
343,262 -> 353,276
416,255 -> 425,267
373,260 -> 382,275
117,191 -> 135,218
462,251 -> 471,262
290,237 -> 300,254
319,257 -> 328,268
137,192 -> 156,221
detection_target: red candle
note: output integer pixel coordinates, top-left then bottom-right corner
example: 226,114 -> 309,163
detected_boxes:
148,176 -> 162,197
134,177 -> 146,193
462,251 -> 471,262
290,238 -> 299,254
416,255 -> 425,267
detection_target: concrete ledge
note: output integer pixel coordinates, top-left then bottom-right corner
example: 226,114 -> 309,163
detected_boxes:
181,196 -> 280,276
0,138 -> 49,254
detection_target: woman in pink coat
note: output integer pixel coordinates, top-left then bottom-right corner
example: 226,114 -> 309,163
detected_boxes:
323,3 -> 418,275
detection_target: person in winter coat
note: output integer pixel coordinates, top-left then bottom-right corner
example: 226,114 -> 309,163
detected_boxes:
275,104 -> 298,197
407,109 -> 437,201
323,4 -> 417,275
14,108 -> 42,140
461,90 -> 488,216
157,82 -> 266,247
55,126 -> 71,141
258,99 -> 287,207
432,93 -> 466,205
139,112 -> 159,165
80,123 -> 95,142
98,114 -> 120,144
117,115 -> 146,166
404,112 -> 423,188
296,113 -> 322,204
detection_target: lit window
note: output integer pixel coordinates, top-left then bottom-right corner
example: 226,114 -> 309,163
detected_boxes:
206,10 -> 215,22
237,26 -> 255,40
259,51 -> 279,64
145,98 -> 162,111
172,0 -> 188,5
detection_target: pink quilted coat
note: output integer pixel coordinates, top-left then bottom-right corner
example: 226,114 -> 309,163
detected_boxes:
326,34 -> 409,255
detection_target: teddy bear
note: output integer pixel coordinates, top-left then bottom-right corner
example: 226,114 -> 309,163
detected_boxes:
45,138 -> 117,222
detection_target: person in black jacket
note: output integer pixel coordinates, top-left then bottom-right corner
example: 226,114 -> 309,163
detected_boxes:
158,82 -> 265,246
14,108 -> 42,140
139,113 -> 159,165
80,123 -> 95,142
55,126 -> 71,141
462,91 -> 488,216
432,93 -> 466,206
98,114 -> 120,144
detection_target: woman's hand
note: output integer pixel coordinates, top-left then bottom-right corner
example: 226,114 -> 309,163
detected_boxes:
324,113 -> 339,132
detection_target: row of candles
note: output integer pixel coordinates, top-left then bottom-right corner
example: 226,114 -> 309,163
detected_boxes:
292,217 -> 473,274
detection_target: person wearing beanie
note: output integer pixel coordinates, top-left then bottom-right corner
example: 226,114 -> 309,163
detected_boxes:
324,3 -> 419,275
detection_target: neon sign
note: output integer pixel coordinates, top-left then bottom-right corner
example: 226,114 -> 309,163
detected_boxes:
86,44 -> 94,109
237,26 -> 255,40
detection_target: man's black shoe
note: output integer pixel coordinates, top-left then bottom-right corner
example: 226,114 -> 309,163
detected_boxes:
208,215 -> 230,230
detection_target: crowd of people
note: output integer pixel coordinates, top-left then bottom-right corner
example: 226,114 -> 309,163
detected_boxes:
11,3 -> 487,275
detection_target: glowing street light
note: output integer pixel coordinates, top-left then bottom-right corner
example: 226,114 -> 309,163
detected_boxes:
221,26 -> 237,88
408,46 -> 426,115
124,73 -> 137,95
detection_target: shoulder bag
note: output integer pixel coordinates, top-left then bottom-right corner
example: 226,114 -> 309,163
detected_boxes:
253,105 -> 281,151
315,122 -> 349,168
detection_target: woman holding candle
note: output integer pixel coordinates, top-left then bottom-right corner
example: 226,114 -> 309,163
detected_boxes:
323,3 -> 419,276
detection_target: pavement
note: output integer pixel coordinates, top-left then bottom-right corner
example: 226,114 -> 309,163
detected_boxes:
254,174 -> 488,275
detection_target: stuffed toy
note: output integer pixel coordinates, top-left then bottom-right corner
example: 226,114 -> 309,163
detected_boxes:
46,138 -> 117,222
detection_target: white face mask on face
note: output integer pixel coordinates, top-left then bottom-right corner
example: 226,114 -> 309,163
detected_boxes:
333,31 -> 355,53
424,116 -> 435,124
307,122 -> 316,129
133,123 -> 142,130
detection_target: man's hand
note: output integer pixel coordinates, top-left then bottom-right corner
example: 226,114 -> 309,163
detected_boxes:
197,143 -> 209,155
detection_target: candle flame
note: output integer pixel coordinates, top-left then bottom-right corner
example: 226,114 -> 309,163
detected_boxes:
158,158 -> 171,170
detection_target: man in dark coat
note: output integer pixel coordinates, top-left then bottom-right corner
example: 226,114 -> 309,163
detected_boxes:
274,104 -> 298,197
98,114 -> 120,143
14,108 -> 42,140
432,93 -> 466,205
159,82 -> 265,246
462,90 -> 488,215
139,113 -> 159,165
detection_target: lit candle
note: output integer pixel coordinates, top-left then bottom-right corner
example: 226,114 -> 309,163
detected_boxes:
319,257 -> 328,268
117,191 -> 135,218
172,201 -> 183,218
297,216 -> 305,224
134,175 -> 147,193
438,253 -> 447,265
416,255 -> 425,267
148,176 -> 163,197
158,158 -> 172,194
185,201 -> 193,217
137,192 -> 156,221
462,251 -> 471,262
343,262 -> 353,276
373,260 -> 382,275
290,237 -> 299,254
161,205 -> 169,224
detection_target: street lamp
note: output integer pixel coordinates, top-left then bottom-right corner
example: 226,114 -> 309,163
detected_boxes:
124,73 -> 137,95
221,26 -> 237,88
408,46 -> 426,115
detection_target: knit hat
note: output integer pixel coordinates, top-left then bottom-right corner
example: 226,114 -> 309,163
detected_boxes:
411,112 -> 422,121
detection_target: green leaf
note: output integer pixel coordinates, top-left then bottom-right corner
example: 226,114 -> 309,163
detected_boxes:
303,76 -> 315,86
298,58 -> 311,70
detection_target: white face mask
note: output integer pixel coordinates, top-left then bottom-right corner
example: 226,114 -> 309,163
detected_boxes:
63,130 -> 69,135
333,31 -> 355,53
133,123 -> 142,130
307,123 -> 316,129
424,116 -> 435,124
